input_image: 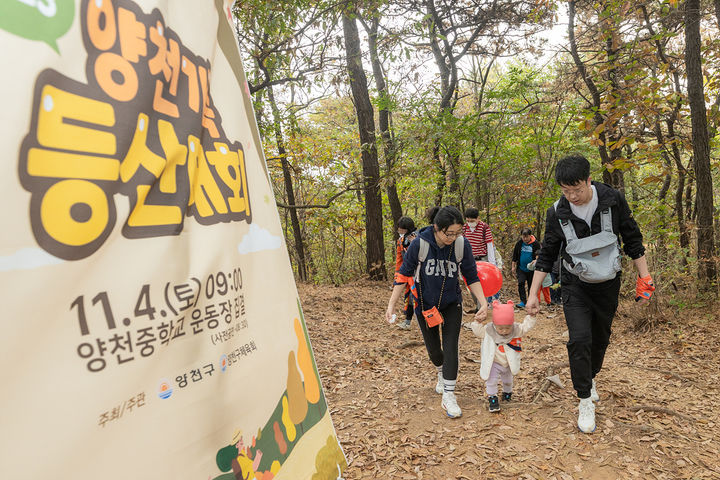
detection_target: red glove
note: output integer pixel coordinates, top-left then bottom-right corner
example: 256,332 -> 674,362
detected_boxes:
635,275 -> 655,302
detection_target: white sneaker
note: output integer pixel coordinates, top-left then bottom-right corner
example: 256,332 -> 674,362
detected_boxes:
441,391 -> 462,418
590,379 -> 599,402
435,373 -> 444,394
577,397 -> 596,433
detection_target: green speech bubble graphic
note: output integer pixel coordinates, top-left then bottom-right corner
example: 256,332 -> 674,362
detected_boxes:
0,0 -> 75,53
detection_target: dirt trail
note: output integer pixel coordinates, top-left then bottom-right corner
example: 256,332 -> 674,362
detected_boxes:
299,281 -> 720,480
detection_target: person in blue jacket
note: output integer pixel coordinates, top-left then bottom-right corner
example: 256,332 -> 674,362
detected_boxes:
511,227 -> 542,308
385,206 -> 488,419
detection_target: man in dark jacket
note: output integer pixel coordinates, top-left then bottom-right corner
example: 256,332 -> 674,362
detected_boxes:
526,154 -> 654,434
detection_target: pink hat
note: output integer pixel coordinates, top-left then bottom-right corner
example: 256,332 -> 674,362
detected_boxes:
492,301 -> 515,326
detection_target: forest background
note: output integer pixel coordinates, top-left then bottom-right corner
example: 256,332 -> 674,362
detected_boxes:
234,0 -> 720,307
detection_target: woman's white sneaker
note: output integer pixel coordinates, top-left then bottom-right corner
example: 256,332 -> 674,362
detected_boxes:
590,379 -> 599,402
435,374 -> 444,394
441,392 -> 462,418
578,397 -> 596,433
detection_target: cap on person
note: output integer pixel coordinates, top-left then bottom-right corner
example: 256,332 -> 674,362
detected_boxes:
492,301 -> 515,325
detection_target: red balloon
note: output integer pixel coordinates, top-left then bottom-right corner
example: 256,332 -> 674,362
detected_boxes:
476,261 -> 502,297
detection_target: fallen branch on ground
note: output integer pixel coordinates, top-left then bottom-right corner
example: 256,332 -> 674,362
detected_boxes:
617,362 -> 695,385
628,405 -> 696,422
532,362 -> 569,404
535,344 -> 553,353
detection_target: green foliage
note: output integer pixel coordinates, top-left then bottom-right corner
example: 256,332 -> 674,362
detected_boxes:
236,0 -> 720,298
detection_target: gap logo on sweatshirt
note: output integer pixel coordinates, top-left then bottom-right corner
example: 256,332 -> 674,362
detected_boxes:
423,259 -> 458,278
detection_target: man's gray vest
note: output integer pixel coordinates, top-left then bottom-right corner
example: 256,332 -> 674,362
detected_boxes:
554,201 -> 622,283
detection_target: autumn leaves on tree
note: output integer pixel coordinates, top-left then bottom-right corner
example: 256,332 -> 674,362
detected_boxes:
235,0 -> 720,295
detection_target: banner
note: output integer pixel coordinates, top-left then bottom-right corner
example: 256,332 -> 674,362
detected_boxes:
0,1 -> 346,479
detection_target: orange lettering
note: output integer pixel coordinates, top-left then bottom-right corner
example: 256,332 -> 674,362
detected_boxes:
118,7 -> 147,62
87,0 -> 117,51
181,56 -> 199,112
153,79 -> 179,117
198,66 -> 219,138
95,52 -> 138,101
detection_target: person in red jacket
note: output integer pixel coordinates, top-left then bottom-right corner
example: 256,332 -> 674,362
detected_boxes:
394,216 -> 417,330
462,207 -> 499,312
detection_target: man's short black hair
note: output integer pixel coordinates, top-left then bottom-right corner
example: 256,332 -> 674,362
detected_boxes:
464,207 -> 479,219
397,216 -> 415,231
555,154 -> 591,186
521,227 -> 532,236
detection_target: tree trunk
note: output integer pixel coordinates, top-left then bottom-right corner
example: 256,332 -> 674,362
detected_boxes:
601,16 -> 625,192
342,10 -> 386,280
685,174 -> 694,222
568,0 -> 624,190
668,120 -> 690,262
366,17 -> 403,234
266,85 -> 309,281
446,152 -> 461,207
685,0 -> 717,286
426,0 -> 459,205
642,4 -> 689,263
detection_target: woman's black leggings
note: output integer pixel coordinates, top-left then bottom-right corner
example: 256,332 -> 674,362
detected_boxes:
415,303 -> 462,381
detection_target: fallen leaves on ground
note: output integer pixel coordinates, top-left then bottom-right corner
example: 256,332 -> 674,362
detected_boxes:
299,281 -> 720,480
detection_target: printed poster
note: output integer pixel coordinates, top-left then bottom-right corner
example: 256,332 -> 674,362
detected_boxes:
0,1 -> 346,479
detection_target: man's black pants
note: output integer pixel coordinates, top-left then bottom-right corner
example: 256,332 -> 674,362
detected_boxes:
562,275 -> 621,398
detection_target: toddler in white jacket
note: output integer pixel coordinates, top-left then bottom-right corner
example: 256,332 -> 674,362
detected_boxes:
471,300 -> 536,412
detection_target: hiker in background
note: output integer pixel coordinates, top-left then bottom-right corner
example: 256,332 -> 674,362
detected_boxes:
470,301 -> 536,413
549,255 -> 562,305
511,227 -> 541,308
393,216 -> 417,330
527,258 -> 552,307
425,206 -> 440,225
526,154 -> 654,434
462,207 -> 500,312
385,206 -> 488,419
